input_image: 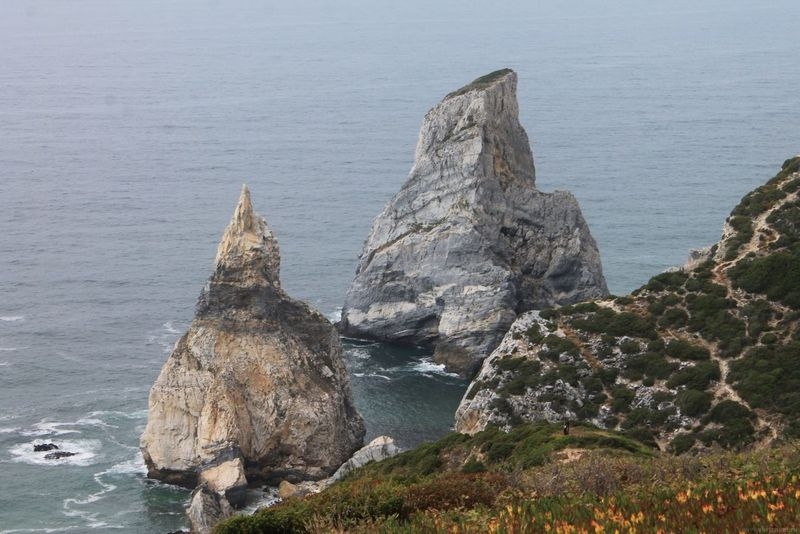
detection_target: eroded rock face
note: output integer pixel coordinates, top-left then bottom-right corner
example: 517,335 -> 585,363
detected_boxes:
327,435 -> 399,483
341,69 -> 608,376
187,485 -> 234,534
141,186 -> 365,501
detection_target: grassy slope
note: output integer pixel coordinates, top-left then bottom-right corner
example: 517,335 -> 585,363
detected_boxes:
214,422 -> 800,532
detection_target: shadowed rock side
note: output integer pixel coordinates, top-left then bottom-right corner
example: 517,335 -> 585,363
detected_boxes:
140,186 -> 365,507
341,69 -> 607,376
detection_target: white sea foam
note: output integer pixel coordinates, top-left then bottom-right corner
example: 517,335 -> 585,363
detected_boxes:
0,315 -> 25,322
20,421 -> 82,437
106,452 -> 147,476
348,347 -> 372,360
162,321 -> 180,334
242,487 -> 281,514
10,439 -> 102,467
74,417 -> 115,429
327,307 -> 342,323
353,372 -> 392,381
410,358 -> 460,378
0,347 -> 24,351
0,426 -> 20,434
87,409 -> 147,420
1,526 -> 91,533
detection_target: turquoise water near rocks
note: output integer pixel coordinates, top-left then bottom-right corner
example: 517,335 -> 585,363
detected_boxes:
1,0 -> 799,531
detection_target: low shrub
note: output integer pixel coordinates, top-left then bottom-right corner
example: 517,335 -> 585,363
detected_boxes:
572,308 -> 657,339
666,339 -> 710,360
669,433 -> 696,455
676,389 -> 713,417
728,342 -> 800,417
666,361 -> 720,390
729,251 -> 800,309
625,352 -> 677,380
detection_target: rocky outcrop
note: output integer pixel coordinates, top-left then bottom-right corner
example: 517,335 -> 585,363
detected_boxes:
327,435 -> 399,483
341,69 -> 607,376
456,157 -> 800,454
141,186 -> 365,506
187,485 -> 234,534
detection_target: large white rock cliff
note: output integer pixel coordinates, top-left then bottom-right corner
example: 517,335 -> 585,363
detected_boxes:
341,69 -> 607,376
140,186 -> 365,506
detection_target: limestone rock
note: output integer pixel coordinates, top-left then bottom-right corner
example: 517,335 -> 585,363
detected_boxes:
341,69 -> 607,376
327,436 -> 400,484
187,485 -> 233,534
277,480 -> 300,500
454,311 -> 579,435
197,457 -> 247,507
141,185 -> 365,499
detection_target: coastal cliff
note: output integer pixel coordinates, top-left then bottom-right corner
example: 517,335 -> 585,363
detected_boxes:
140,186 -> 365,507
456,157 -> 800,453
341,69 -> 608,376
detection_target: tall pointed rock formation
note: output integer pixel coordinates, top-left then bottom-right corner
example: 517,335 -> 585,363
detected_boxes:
341,69 -> 608,376
141,186 -> 365,505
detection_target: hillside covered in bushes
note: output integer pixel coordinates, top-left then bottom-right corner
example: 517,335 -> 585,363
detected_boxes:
456,156 -> 800,454
214,422 -> 800,532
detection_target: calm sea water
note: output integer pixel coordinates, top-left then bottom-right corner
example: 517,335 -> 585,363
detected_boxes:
1,1 -> 799,531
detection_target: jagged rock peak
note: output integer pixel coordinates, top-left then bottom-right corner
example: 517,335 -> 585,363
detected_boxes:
141,186 -> 365,520
214,184 -> 280,283
341,69 -> 608,376
411,68 -> 535,191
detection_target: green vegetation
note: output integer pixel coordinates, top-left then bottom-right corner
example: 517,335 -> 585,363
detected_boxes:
658,307 -> 688,328
540,334 -> 578,360
445,68 -> 513,99
675,389 -> 713,417
572,307 -> 657,339
684,293 -> 747,355
645,271 -> 689,292
668,433 -> 696,454
666,361 -> 720,390
665,339 -> 710,360
767,199 -> 800,251
728,342 -> 800,431
624,352 -> 677,380
215,435 -> 800,533
732,178 -> 787,218
729,251 -> 800,309
724,215 -> 754,260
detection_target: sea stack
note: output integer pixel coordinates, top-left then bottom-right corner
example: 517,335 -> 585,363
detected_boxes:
341,69 -> 608,376
140,186 -> 365,506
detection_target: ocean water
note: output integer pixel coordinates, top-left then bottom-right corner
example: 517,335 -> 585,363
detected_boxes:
1,0 -> 799,531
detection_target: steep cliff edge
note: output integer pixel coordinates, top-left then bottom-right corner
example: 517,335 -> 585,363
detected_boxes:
341,69 -> 608,376
140,186 -> 365,505
456,156 -> 800,453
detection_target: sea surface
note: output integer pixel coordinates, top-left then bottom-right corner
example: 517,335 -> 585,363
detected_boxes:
1,0 -> 799,531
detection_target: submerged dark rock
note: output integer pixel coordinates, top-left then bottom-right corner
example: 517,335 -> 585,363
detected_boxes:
44,451 -> 76,460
